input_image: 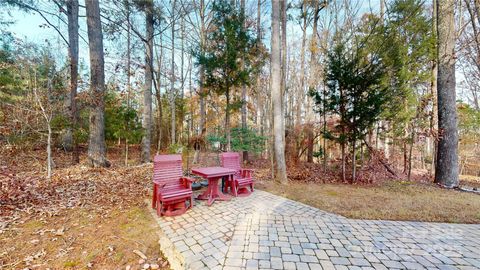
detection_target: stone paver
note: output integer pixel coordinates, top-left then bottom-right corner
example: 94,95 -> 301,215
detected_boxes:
149,190 -> 480,270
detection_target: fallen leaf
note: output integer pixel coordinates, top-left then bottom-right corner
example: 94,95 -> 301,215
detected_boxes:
133,249 -> 147,260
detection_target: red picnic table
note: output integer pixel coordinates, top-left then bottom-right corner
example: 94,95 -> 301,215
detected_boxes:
191,166 -> 236,206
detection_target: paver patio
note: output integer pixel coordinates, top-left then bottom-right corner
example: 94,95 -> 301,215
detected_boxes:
148,190 -> 480,270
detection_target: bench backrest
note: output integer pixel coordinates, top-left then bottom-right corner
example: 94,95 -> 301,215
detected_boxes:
153,154 -> 183,188
220,152 -> 241,173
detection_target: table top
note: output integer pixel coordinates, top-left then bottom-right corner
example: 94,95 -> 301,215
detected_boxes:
191,166 -> 237,178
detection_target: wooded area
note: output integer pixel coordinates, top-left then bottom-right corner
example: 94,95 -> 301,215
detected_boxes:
2,0 -> 480,187
2,0 -> 480,268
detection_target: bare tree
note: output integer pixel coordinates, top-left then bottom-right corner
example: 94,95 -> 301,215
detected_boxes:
5,0 -> 81,164
280,0 -> 287,98
429,0 -> 438,175
461,0 -> 480,110
125,0 -> 132,166
271,0 -> 288,184
296,1 -> 308,127
171,0 -> 177,145
86,0 -> 109,167
435,0 -> 459,187
306,1 -> 321,163
241,0 -> 248,162
141,0 -> 154,163
33,71 -> 54,179
65,0 -> 79,164
155,32 -> 164,153
198,0 -> 208,137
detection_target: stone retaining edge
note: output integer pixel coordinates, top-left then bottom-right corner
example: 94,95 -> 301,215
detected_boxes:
146,200 -> 187,270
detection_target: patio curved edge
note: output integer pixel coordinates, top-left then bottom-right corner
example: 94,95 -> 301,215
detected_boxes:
146,191 -> 480,270
147,203 -> 187,270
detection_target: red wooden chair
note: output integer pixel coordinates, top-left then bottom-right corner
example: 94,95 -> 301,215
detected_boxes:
152,154 -> 193,216
220,152 -> 254,197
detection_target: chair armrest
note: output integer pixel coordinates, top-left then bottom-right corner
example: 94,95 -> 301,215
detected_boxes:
240,169 -> 254,178
180,177 -> 194,189
153,182 -> 167,189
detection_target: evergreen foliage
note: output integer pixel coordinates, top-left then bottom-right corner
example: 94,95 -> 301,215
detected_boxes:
105,91 -> 143,144
207,127 -> 266,154
195,1 -> 264,149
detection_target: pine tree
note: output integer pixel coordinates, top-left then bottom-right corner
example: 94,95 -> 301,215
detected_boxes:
86,0 -> 110,167
312,34 -> 389,182
196,1 -> 259,151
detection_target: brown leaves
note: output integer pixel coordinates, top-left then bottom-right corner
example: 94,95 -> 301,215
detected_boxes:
253,157 -> 403,185
0,158 -> 152,231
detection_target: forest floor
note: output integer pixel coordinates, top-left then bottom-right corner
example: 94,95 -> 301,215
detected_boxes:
0,146 -> 168,269
1,146 -> 479,269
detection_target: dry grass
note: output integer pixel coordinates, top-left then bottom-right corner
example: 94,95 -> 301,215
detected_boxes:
460,174 -> 480,188
0,205 -> 168,269
257,180 -> 480,223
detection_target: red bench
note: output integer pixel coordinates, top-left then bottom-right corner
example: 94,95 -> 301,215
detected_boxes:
220,152 -> 254,197
152,154 -> 193,216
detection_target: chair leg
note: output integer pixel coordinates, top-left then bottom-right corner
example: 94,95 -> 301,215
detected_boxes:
156,200 -> 163,216
233,181 -> 239,197
163,201 -> 188,216
152,184 -> 157,209
237,184 -> 252,197
188,196 -> 193,209
223,179 -> 229,193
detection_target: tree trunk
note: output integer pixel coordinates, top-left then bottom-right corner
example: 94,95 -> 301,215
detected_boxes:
170,0 -> 177,145
188,56 -> 193,137
141,0 -> 154,163
435,0 -> 459,188
125,138 -> 129,166
280,0 -> 287,99
241,0 -> 248,162
271,0 -> 288,184
66,0 -> 79,164
341,140 -> 346,182
360,142 -> 364,169
179,15 -> 185,142
155,33 -> 164,153
408,129 -> 414,181
403,137 -> 408,173
380,0 -> 385,22
199,0 -> 206,137
323,85 -> 327,172
225,87 -> 231,151
86,0 -> 109,167
297,2 -> 307,127
47,123 -> 52,179
125,0 -> 131,166
430,0 -> 438,175
255,0 -> 262,136
384,122 -> 390,159
198,64 -> 205,136
352,139 -> 356,183
307,126 -> 314,163
340,83 -> 346,181
306,1 -> 320,163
